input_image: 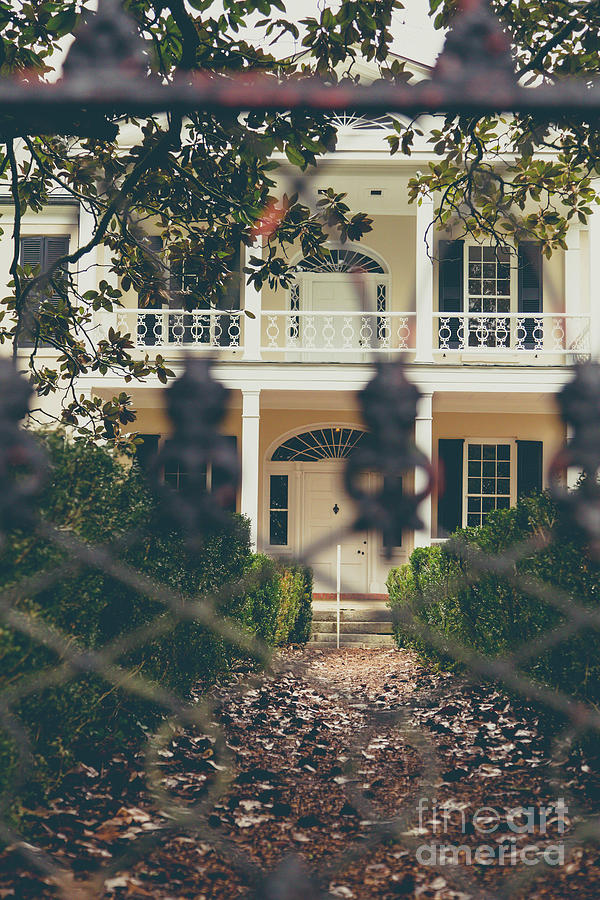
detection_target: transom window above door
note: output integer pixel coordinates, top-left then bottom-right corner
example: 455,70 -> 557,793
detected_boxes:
296,248 -> 385,274
271,428 -> 366,461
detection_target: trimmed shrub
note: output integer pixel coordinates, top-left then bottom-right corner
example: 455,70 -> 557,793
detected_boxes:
274,564 -> 313,645
387,492 -> 600,707
0,431 -> 309,811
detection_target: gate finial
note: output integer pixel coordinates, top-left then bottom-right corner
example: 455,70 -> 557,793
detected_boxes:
62,0 -> 147,82
432,0 -> 515,95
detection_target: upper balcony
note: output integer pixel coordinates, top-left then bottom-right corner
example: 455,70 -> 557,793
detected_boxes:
100,306 -> 591,363
98,215 -> 594,364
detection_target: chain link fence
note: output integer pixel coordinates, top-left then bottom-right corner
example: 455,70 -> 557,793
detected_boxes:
1,0 -> 600,897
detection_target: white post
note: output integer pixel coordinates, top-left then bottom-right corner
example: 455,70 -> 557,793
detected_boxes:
588,207 -> 600,359
241,389 -> 261,550
242,242 -> 262,361
415,196 -> 435,363
336,543 -> 341,650
78,204 -> 99,299
413,391 -> 433,548
564,225 -> 581,352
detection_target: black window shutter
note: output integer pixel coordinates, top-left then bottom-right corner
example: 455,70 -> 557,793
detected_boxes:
134,434 -> 160,472
222,244 -> 242,311
439,239 -> 464,311
20,236 -> 44,270
438,239 -> 464,349
383,474 -> 402,547
517,440 -> 543,499
437,439 -> 464,536
212,435 -> 238,511
518,242 -> 542,349
147,235 -> 163,254
19,236 -> 69,347
138,236 -> 165,345
44,236 -> 69,298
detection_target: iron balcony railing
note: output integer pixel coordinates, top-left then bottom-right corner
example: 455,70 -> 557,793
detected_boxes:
94,307 -> 591,360
434,312 -> 591,357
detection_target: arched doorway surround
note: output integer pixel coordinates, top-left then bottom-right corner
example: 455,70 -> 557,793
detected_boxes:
263,424 -> 406,596
287,245 -> 391,360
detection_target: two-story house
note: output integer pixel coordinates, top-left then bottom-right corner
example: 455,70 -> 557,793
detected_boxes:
6,57 -> 597,600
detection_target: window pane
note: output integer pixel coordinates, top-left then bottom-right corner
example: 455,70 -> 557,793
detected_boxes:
468,444 -> 482,460
270,510 -> 288,546
466,442 -> 512,529
270,474 -> 288,510
497,478 -> 510,495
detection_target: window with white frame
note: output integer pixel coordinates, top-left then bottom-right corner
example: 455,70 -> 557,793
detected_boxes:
438,240 -> 543,352
464,440 -> 515,527
466,245 -> 513,348
269,474 -> 288,546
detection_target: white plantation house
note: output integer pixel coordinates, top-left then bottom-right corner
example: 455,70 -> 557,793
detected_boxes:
4,51 -> 598,600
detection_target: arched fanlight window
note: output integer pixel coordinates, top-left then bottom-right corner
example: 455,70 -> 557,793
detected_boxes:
296,248 -> 385,274
272,428 -> 366,461
331,113 -> 396,131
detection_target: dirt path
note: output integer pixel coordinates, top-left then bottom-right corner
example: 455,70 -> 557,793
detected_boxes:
2,648 -> 599,899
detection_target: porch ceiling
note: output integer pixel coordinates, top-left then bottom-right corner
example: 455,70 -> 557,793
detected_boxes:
433,392 -> 559,415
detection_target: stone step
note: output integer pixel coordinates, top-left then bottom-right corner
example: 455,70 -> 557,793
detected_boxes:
310,632 -> 395,646
310,641 -> 394,650
312,608 -> 391,623
311,621 -> 393,634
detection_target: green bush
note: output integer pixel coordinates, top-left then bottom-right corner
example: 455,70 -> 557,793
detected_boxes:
274,564 -> 313,645
0,431 -> 310,812
387,492 -> 600,707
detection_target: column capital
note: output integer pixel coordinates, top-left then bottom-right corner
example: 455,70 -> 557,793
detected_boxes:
415,391 -> 433,419
242,388 -> 260,417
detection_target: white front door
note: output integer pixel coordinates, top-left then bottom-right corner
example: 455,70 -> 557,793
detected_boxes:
306,276 -> 368,360
303,464 -> 369,594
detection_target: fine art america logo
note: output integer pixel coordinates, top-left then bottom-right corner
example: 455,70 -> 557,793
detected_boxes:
415,798 -> 568,867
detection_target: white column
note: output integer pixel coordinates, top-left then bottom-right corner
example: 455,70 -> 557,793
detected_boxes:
413,391 -> 433,548
242,243 -> 262,361
564,224 -> 581,351
77,204 -> 99,299
415,196 -> 435,363
241,389 -> 261,550
588,206 -> 600,359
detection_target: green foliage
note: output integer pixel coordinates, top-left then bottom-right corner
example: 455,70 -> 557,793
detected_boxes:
0,0 -> 404,444
0,431 -> 310,813
274,564 -> 313,645
392,1 -> 600,253
387,492 -> 600,707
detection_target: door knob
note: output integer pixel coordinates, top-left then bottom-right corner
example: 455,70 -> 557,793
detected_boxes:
333,503 -> 339,515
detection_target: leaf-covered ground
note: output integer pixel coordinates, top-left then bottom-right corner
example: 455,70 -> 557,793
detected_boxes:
1,648 -> 599,899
